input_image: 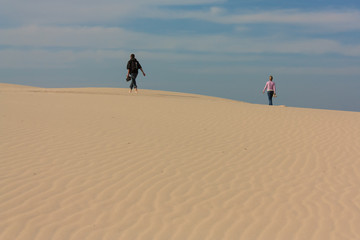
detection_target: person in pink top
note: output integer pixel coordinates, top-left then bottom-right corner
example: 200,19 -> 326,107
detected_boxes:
263,75 -> 276,105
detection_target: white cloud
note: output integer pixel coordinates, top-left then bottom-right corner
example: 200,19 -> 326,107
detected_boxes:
1,25 -> 360,57
273,66 -> 360,75
0,25 -> 131,48
209,7 -> 225,15
3,0 -> 359,33
1,1 -> 360,74
163,8 -> 360,33
220,10 -> 360,32
0,0 -> 224,25
0,48 -> 129,69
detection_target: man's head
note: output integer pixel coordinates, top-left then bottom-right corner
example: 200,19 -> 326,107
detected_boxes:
130,54 -> 135,59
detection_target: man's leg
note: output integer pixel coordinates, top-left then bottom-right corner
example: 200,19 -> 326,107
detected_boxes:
267,91 -> 273,105
132,73 -> 138,93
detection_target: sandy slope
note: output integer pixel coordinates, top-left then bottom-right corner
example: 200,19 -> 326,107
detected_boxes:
1,83 -> 360,240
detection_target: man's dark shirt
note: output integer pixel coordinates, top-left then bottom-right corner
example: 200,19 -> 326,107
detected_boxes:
127,59 -> 142,74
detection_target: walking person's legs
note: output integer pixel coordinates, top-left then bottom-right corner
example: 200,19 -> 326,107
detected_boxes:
267,91 -> 273,105
129,79 -> 137,92
129,73 -> 138,93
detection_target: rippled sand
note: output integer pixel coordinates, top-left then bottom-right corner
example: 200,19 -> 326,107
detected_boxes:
1,83 -> 360,240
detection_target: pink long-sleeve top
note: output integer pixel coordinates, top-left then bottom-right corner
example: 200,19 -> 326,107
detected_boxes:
263,81 -> 276,92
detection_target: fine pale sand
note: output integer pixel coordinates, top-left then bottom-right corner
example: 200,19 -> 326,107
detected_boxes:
1,83 -> 360,240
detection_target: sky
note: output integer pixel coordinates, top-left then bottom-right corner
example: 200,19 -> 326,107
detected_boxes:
1,0 -> 360,112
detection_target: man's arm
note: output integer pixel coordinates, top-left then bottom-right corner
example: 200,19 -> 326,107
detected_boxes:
140,68 -> 146,76
263,82 -> 268,93
126,61 -> 130,77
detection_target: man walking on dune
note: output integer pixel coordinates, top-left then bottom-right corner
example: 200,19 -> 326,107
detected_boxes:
263,75 -> 276,105
126,54 -> 146,93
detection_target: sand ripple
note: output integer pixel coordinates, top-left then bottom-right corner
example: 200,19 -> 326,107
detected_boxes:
1,84 -> 360,239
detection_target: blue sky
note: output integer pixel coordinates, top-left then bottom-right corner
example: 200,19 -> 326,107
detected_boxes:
1,0 -> 360,111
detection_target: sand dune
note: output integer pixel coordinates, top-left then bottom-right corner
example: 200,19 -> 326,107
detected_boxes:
1,83 -> 360,240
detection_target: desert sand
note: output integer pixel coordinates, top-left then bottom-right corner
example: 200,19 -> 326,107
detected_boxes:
1,83 -> 360,240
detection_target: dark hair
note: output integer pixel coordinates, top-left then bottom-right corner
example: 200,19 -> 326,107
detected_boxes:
130,54 -> 135,59
269,75 -> 273,80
